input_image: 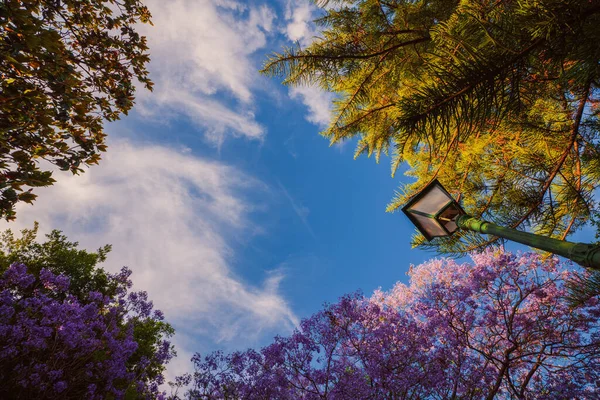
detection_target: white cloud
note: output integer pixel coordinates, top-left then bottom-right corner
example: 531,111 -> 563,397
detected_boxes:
282,1 -> 335,128
135,0 -> 275,144
289,85 -> 334,127
1,139 -> 298,380
284,0 -> 319,47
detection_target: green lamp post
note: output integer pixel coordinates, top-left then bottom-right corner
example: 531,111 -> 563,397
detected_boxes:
402,179 -> 600,270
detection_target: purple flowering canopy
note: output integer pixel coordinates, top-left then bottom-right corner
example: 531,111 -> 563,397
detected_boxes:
0,263 -> 173,399
182,251 -> 600,399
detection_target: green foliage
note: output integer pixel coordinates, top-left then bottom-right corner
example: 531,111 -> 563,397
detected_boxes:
128,317 -> 176,393
0,222 -> 114,299
262,0 -> 600,255
0,0 -> 153,220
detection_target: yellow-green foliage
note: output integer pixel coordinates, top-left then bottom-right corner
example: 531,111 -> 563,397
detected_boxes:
262,0 -> 600,254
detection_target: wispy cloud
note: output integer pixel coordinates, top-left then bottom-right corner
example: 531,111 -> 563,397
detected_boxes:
135,0 -> 275,144
2,0 -> 337,384
277,180 -> 315,239
289,85 -> 334,128
284,0 -> 319,47
283,0 -> 334,128
2,139 -> 298,380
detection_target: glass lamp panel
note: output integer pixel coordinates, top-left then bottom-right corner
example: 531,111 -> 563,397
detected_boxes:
443,220 -> 458,233
438,204 -> 462,234
411,213 -> 448,238
410,183 -> 452,216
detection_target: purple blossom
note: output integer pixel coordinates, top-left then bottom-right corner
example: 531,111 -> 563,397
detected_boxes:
39,268 -> 70,291
54,381 -> 67,393
3,263 -> 35,288
181,251 -> 600,399
0,263 -> 173,399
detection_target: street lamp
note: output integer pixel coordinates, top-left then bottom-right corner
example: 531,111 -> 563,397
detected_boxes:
402,179 -> 600,270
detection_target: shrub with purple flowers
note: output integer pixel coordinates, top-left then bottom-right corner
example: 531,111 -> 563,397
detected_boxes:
0,225 -> 175,399
182,250 -> 600,399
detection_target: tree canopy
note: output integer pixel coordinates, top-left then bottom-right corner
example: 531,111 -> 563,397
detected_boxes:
0,225 -> 174,399
180,251 -> 600,399
0,0 -> 153,220
262,0 -> 600,254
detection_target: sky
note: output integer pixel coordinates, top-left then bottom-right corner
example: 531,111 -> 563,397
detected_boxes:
2,0 -> 596,382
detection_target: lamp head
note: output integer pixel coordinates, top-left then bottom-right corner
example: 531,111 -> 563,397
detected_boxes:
402,179 -> 465,241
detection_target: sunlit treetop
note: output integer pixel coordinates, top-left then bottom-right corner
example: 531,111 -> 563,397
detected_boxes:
262,0 -> 600,254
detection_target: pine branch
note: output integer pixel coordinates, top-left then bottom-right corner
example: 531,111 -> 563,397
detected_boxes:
331,103 -> 396,140
399,38 -> 544,141
560,141 -> 585,239
261,37 -> 429,80
566,271 -> 600,308
329,39 -> 395,139
509,81 -> 592,230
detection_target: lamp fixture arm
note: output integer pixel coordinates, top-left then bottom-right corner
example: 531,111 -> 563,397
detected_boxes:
455,215 -> 600,270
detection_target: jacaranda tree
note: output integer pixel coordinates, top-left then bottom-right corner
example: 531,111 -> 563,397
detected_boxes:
262,0 -> 600,255
0,0 -> 153,220
182,251 -> 600,399
0,225 -> 174,399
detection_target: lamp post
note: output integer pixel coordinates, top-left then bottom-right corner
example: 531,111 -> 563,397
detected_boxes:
402,179 -> 600,270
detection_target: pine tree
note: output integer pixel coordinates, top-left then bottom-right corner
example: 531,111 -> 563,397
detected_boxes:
262,0 -> 600,255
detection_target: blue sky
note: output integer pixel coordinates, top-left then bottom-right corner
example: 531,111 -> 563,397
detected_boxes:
2,0 -> 594,381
